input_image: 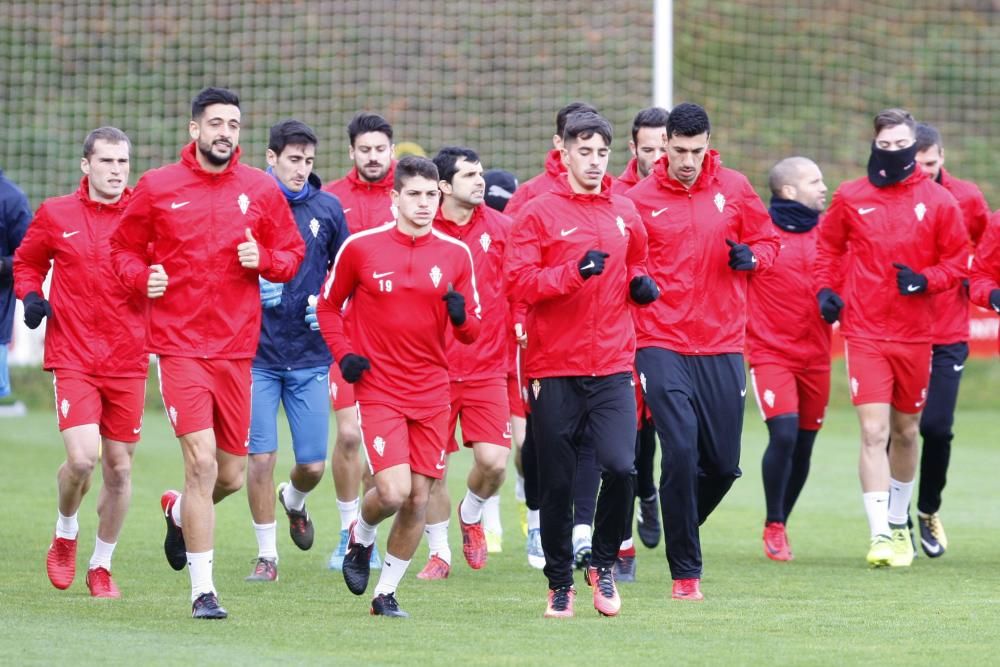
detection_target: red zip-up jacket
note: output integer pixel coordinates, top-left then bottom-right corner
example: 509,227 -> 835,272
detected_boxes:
322,163 -> 397,235
611,158 -> 641,195
110,143 -> 304,359
503,149 -> 565,219
969,212 -> 1000,354
317,223 -> 481,408
815,170 -> 968,344
434,204 -> 512,381
746,222 -> 831,370
504,174 -> 648,378
14,178 -> 147,377
931,168 -> 991,345
625,151 -> 780,355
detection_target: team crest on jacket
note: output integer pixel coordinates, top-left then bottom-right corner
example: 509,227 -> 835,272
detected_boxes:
373,436 -> 386,457
531,379 -> 541,400
430,265 -> 442,288
238,193 -> 250,215
914,202 -> 926,222
309,218 -> 320,238
714,192 -> 726,213
763,389 -> 775,408
616,216 -> 626,237
480,232 -> 491,253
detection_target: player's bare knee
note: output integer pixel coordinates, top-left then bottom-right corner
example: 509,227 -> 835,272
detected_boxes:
336,426 -> 362,451
64,455 -> 97,482
103,459 -> 132,493
296,460 -> 326,485
215,468 -> 244,496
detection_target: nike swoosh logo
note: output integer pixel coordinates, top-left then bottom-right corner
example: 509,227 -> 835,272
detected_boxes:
560,227 -> 578,237
342,208 -> 352,214
372,271 -> 394,279
62,231 -> 80,238
133,426 -> 141,434
435,462 -> 446,470
858,207 -> 876,215
651,207 -> 668,217
921,537 -> 942,555
906,284 -> 921,292
171,201 -> 190,209
953,364 -> 964,372
580,261 -> 595,271
316,374 -> 328,382
740,388 -> 747,397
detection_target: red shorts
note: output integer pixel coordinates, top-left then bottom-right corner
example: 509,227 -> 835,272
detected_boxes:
448,378 -> 512,454
52,369 -> 146,443
357,402 -> 451,479
157,356 -> 253,456
328,362 -> 356,412
844,338 -> 932,413
749,364 -> 830,431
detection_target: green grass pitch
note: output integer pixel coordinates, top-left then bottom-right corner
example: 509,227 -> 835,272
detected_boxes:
1,393 -> 998,665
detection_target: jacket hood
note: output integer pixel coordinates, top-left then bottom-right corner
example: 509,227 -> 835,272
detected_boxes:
653,149 -> 721,192
345,161 -> 396,191
544,149 -> 566,177
74,176 -> 132,211
550,172 -> 614,202
180,141 -> 242,178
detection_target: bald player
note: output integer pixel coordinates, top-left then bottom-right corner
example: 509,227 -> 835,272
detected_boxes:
745,157 -> 833,562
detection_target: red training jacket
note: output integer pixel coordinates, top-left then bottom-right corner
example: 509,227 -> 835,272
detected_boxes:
969,212 -> 1000,353
611,158 -> 642,195
930,168 -> 991,345
110,143 -> 304,359
625,151 -> 780,355
746,221 -> 831,370
504,174 -> 648,378
14,178 -> 147,377
323,162 -> 397,235
434,204 -> 512,381
318,223 -> 481,408
815,170 -> 968,344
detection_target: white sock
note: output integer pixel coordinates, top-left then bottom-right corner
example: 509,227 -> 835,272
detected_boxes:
887,478 -> 915,526
863,491 -> 891,538
424,520 -> 451,564
55,511 -> 79,540
337,498 -> 359,530
171,494 -> 183,528
527,509 -> 540,531
460,489 -> 488,524
89,537 -> 116,570
373,553 -> 411,597
354,514 -> 377,547
187,550 -> 215,601
483,495 -> 502,533
514,475 -> 526,503
254,521 -> 278,560
572,523 -> 592,544
281,481 -> 308,512
620,537 -> 634,551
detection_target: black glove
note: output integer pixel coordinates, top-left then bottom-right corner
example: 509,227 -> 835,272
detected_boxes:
726,239 -> 756,271
892,263 -> 927,295
23,291 -> 52,329
629,275 -> 660,305
442,282 -> 466,326
990,288 -> 1000,314
339,354 -> 370,383
578,250 -> 610,279
817,288 -> 844,324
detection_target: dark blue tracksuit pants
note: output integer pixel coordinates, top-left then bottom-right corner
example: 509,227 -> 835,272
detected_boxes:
918,342 -> 967,515
636,348 -> 744,580
529,373 -> 637,590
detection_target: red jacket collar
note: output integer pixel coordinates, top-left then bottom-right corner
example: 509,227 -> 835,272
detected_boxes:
180,141 -> 242,178
551,172 -> 614,202
74,176 -> 132,210
544,149 -> 566,177
653,149 -> 721,192
390,222 -> 434,246
346,161 -> 397,191
618,158 -> 641,187
434,202 -> 485,237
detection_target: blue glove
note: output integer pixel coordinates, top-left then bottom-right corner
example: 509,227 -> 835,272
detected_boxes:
305,295 -> 319,330
259,277 -> 283,308
726,239 -> 757,271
